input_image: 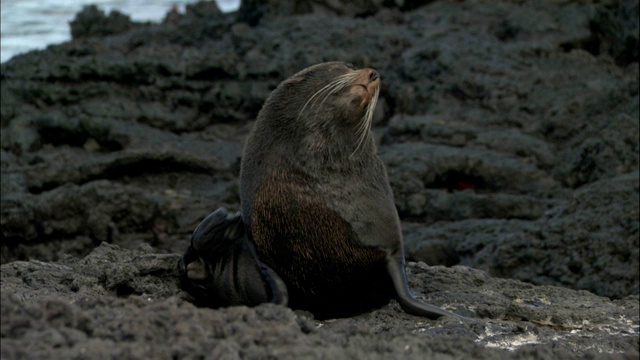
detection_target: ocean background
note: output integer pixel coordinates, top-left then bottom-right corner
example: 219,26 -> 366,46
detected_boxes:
1,0 -> 240,63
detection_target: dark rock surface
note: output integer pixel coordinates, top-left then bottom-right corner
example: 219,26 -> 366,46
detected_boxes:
2,243 -> 638,359
1,0 -> 638,358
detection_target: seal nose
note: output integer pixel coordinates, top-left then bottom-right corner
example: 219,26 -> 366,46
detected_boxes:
370,69 -> 380,81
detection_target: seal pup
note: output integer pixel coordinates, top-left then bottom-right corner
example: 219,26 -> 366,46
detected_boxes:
179,62 -> 470,320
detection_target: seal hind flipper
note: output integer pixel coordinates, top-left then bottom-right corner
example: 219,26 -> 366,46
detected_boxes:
191,208 -> 242,261
386,252 -> 473,321
178,207 -> 288,307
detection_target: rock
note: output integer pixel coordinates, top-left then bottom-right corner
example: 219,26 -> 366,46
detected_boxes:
592,0 -> 639,66
555,113 -> 639,188
380,142 -> 558,221
70,5 -> 141,39
1,243 -> 637,358
402,172 -> 639,300
237,0 -> 398,25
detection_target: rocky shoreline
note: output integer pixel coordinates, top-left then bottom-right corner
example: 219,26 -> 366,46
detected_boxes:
1,0 -> 638,358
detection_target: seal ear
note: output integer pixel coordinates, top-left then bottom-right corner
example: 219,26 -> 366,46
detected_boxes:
282,76 -> 304,85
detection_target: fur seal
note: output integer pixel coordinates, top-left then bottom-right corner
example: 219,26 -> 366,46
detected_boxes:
179,62 -> 470,320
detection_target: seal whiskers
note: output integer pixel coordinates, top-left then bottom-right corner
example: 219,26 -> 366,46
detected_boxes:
352,86 -> 379,157
298,72 -> 358,122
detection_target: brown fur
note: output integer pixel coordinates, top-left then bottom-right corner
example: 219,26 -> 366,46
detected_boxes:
251,164 -> 389,310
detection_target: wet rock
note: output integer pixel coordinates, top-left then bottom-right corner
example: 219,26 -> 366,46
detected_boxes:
540,172 -> 639,298
555,112 -> 639,188
237,0 -> 313,25
70,5 -> 142,39
403,172 -> 639,300
380,142 -> 558,222
592,0 -> 639,66
237,0 -> 398,25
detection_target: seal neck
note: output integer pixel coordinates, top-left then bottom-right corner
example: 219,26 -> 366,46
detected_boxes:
301,123 -> 374,158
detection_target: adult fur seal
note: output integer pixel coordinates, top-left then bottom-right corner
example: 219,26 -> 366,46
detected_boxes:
179,62 -> 469,320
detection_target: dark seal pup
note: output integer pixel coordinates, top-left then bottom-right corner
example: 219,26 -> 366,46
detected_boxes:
179,62 -> 469,320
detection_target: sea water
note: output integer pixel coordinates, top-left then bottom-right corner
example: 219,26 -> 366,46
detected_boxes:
1,0 -> 240,63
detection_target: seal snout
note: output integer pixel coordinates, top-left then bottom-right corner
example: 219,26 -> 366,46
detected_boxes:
369,69 -> 380,81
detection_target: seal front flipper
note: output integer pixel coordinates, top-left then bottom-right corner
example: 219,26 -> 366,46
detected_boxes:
178,207 -> 288,307
386,252 -> 473,322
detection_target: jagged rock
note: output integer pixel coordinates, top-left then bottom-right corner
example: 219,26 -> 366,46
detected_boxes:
70,5 -> 141,39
